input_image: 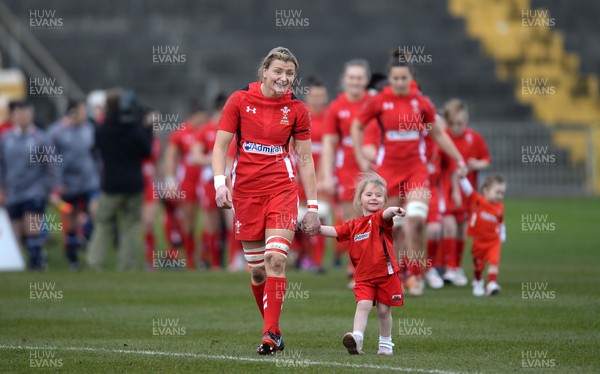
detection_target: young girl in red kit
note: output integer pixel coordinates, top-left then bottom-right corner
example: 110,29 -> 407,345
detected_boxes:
319,172 -> 405,355
459,175 -> 506,297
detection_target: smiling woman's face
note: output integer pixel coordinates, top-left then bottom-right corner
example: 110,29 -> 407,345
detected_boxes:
388,66 -> 412,95
262,59 -> 296,97
342,65 -> 369,97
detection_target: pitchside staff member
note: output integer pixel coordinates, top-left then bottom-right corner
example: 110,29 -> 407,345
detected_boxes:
212,47 -> 320,355
48,98 -> 100,271
0,101 -> 53,270
87,89 -> 152,271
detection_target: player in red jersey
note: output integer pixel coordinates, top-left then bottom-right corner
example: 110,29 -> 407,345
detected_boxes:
212,47 -> 320,355
294,77 -> 329,272
319,172 -> 405,355
141,109 -> 162,269
164,99 -> 208,270
191,94 -> 228,270
458,175 -> 505,296
351,49 -> 467,296
320,59 -> 373,281
439,99 -> 491,286
321,59 -> 372,220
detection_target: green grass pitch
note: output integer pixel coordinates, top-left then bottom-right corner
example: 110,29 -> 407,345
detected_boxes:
1,198 -> 599,373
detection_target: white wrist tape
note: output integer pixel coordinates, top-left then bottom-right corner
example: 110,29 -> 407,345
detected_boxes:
214,175 -> 226,189
307,199 -> 318,213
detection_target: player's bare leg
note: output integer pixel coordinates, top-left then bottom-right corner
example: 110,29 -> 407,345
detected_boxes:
376,303 -> 394,355
223,209 -> 244,271
343,300 -> 371,354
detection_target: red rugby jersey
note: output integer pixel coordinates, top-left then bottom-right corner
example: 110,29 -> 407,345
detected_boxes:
357,86 -> 436,164
466,192 -> 504,243
142,137 -> 161,180
195,120 -> 218,157
334,210 -> 400,282
168,122 -> 201,166
322,93 -> 372,170
217,82 -> 311,196
441,127 -> 491,189
309,109 -> 326,169
168,123 -> 202,183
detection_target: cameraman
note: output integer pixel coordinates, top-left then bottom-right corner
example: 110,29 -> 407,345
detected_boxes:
87,88 -> 152,271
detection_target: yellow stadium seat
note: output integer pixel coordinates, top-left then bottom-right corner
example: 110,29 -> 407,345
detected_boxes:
0,68 -> 26,101
553,130 -> 587,165
449,0 -> 600,194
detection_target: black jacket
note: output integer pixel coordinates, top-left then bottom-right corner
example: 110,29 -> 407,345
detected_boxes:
95,114 -> 152,194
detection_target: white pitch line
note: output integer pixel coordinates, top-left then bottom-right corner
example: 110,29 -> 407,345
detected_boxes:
0,345 -> 460,373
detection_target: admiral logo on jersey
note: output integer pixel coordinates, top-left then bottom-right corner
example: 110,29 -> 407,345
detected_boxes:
354,232 -> 370,242
243,141 -> 284,155
338,109 -> 351,118
386,130 -> 420,141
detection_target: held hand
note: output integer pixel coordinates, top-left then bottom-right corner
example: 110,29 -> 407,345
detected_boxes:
215,185 -> 232,209
301,211 -> 321,236
455,161 -> 468,178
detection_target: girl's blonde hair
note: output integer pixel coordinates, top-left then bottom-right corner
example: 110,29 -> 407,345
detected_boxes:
353,172 -> 388,210
257,46 -> 299,82
442,98 -> 468,123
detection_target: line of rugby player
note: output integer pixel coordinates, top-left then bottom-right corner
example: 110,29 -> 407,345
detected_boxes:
151,57 -> 490,297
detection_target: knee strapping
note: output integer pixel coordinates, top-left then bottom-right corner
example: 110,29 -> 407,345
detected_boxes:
265,236 -> 291,258
243,246 -> 265,268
